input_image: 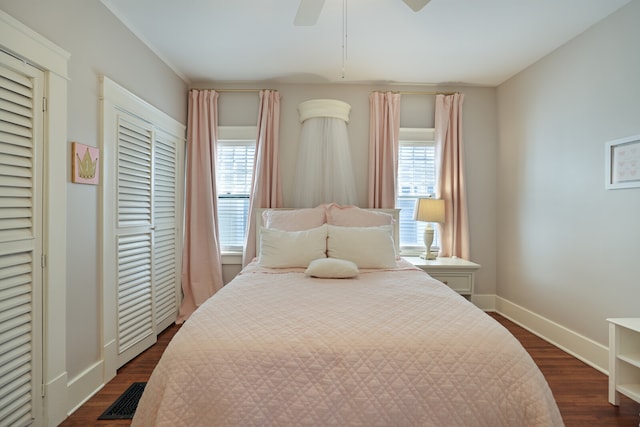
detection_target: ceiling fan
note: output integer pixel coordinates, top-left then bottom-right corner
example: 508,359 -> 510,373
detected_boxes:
294,0 -> 431,26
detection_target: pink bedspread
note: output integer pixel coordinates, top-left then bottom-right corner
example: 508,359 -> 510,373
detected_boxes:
132,260 -> 563,426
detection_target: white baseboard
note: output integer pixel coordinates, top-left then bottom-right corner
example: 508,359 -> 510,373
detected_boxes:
66,360 -> 105,416
103,338 -> 118,382
44,371 -> 68,427
493,296 -> 608,374
471,294 -> 496,311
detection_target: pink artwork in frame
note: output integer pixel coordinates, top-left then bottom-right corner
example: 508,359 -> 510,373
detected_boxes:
72,142 -> 100,185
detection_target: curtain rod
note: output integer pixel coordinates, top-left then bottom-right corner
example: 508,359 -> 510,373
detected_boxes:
191,89 -> 458,95
189,88 -> 275,93
378,90 -> 461,96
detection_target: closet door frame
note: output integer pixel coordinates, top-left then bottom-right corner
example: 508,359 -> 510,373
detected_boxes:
1,9 -> 70,427
0,47 -> 44,427
100,76 -> 185,380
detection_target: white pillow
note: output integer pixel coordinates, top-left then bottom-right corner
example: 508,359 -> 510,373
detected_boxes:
259,225 -> 327,268
326,204 -> 395,227
262,205 -> 326,231
305,258 -> 359,278
326,225 -> 397,269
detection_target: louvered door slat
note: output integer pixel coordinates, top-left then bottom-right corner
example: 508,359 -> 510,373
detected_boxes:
0,280 -> 30,301
0,249 -> 34,426
0,348 -> 31,390
153,131 -> 179,330
0,69 -> 33,96
0,130 -> 32,148
0,97 -> 31,117
0,164 -> 32,178
0,175 -> 32,188
117,117 -> 152,228
117,233 -> 153,355
0,386 -> 31,427
153,227 -> 176,326
153,133 -> 177,224
0,55 -> 41,425
0,198 -> 31,208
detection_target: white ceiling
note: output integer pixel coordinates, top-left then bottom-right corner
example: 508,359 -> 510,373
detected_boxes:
102,0 -> 632,86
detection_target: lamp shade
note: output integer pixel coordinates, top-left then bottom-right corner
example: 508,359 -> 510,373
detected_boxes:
414,198 -> 445,223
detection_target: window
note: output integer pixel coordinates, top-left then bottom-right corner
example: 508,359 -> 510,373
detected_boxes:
216,126 -> 257,252
396,128 -> 438,253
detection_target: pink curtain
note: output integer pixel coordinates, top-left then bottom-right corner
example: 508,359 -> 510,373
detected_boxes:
368,91 -> 401,208
243,90 -> 283,266
177,90 -> 224,323
435,93 -> 470,259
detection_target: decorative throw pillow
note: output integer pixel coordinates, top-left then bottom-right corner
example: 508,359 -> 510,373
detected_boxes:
326,203 -> 394,227
305,258 -> 359,278
259,224 -> 327,268
262,205 -> 326,231
326,225 -> 397,269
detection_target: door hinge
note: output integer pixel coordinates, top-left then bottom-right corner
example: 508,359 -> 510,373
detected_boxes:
41,254 -> 46,268
42,96 -> 47,112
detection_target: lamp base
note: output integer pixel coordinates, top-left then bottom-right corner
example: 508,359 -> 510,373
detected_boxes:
422,225 -> 436,260
420,251 -> 437,260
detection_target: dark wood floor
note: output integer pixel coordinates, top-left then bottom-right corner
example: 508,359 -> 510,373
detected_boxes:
59,313 -> 640,427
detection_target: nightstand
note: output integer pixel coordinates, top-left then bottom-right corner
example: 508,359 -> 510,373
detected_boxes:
607,318 -> 640,406
402,256 -> 481,296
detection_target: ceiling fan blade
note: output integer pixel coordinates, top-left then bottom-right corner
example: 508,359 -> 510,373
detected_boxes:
402,0 -> 431,12
294,0 -> 326,26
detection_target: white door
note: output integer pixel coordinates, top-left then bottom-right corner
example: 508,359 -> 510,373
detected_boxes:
115,112 -> 157,367
152,129 -> 181,333
0,52 -> 44,426
101,76 -> 184,373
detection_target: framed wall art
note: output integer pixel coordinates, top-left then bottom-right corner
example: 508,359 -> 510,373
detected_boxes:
72,142 -> 100,185
605,134 -> 640,190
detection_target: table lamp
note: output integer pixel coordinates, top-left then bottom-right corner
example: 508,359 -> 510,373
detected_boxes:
414,198 -> 445,259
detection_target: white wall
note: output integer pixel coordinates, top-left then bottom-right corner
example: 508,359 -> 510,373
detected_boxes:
0,0 -> 187,392
198,83 -> 498,294
496,0 -> 640,348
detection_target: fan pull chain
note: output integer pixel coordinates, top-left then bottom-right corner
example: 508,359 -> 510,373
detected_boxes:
341,0 -> 348,79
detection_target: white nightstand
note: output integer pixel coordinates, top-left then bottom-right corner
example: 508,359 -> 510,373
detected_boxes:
607,318 -> 640,406
402,256 -> 481,296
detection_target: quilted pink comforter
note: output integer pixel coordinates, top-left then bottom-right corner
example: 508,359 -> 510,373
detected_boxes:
133,260 -> 563,426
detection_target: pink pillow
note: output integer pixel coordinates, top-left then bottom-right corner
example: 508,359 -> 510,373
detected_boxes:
262,205 -> 326,231
326,203 -> 394,227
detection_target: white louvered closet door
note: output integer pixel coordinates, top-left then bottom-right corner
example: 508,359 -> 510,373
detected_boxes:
152,130 -> 181,332
101,76 -> 184,374
115,113 -> 156,367
0,54 -> 44,426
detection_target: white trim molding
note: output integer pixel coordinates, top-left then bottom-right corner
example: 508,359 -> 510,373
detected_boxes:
472,293 -> 608,374
470,294 -> 496,311
494,296 -> 609,374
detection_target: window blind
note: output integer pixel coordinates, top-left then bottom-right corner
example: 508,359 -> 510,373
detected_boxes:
396,140 -> 437,250
217,140 -> 255,251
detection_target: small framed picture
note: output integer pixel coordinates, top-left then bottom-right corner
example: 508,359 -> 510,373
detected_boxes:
605,134 -> 640,190
72,142 -> 100,185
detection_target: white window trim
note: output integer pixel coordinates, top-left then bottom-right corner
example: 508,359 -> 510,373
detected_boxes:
399,127 -> 435,142
218,125 -> 257,140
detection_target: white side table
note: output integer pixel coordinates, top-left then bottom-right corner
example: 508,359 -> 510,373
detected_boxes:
403,256 -> 480,296
607,318 -> 640,406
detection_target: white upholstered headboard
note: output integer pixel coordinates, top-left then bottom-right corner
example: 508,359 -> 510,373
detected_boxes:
255,207 -> 400,256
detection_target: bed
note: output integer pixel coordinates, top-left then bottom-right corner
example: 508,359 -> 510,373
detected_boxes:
132,205 -> 563,426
